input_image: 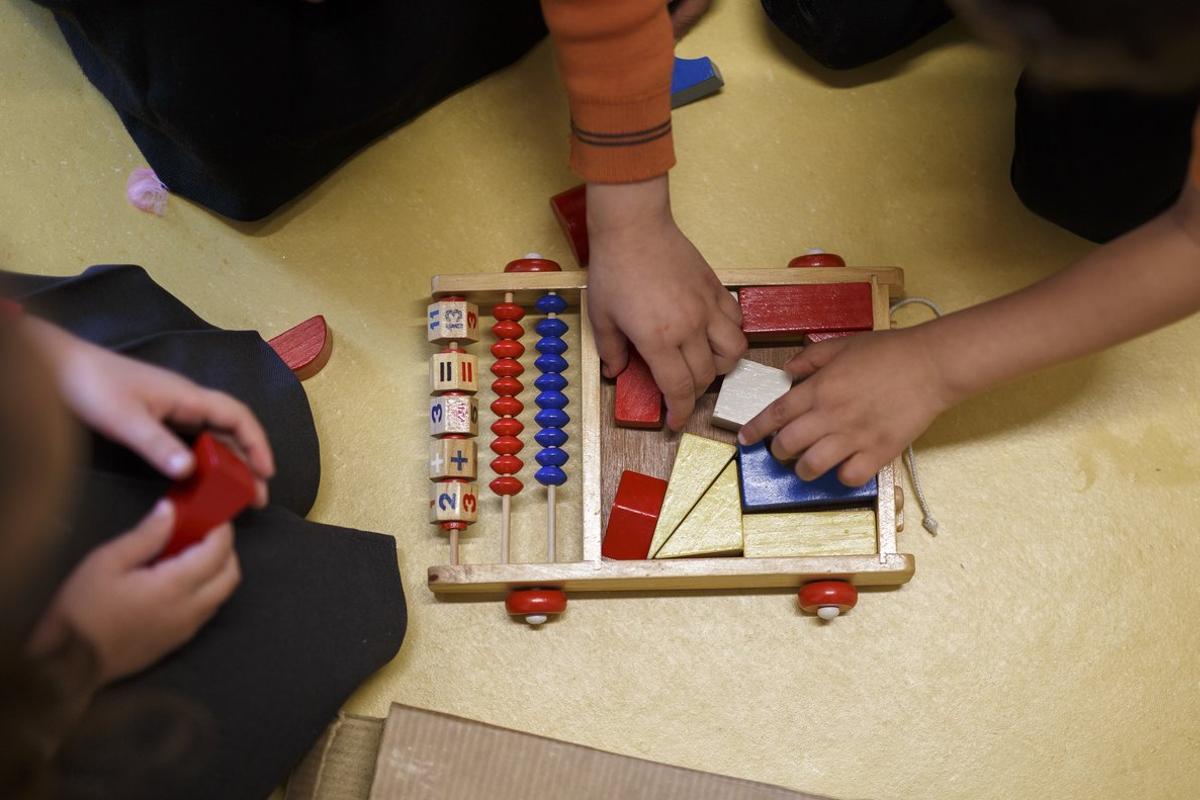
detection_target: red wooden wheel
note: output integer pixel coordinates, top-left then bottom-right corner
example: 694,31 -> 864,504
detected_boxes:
504,257 -> 562,273
788,252 -> 846,268
506,588 -> 567,625
798,580 -> 857,620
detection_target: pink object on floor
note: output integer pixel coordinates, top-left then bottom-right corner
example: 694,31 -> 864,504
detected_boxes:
126,167 -> 169,215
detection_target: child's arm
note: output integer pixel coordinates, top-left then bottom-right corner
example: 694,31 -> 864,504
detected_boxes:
20,316 -> 274,501
540,0 -> 747,429
741,180 -> 1200,486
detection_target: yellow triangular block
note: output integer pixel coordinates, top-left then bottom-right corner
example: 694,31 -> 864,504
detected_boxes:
647,433 -> 736,557
656,460 -> 742,558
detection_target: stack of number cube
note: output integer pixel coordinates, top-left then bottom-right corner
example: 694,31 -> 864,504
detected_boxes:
428,297 -> 481,535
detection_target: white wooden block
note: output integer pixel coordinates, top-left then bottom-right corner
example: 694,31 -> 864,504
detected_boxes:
430,351 -> 478,394
712,359 -> 793,431
430,394 -> 478,437
427,299 -> 479,345
429,481 -> 479,524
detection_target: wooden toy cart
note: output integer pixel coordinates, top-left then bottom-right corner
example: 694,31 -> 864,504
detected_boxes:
426,262 -> 913,622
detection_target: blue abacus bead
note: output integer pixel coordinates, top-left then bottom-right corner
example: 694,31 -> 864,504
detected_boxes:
535,408 -> 570,428
535,318 -> 568,338
535,427 -> 568,448
535,390 -> 569,410
535,293 -> 568,314
535,336 -> 568,355
536,447 -> 569,467
535,372 -> 568,392
534,353 -> 568,374
535,465 -> 568,486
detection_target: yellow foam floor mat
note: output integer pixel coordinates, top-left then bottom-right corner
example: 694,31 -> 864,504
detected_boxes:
4,3 -> 1198,799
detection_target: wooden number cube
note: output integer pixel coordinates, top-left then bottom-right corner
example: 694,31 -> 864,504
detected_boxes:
430,439 -> 477,481
427,299 -> 479,345
430,351 -> 478,394
430,394 -> 478,437
429,481 -> 479,525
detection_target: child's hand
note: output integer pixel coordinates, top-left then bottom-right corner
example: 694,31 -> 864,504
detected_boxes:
27,500 -> 241,685
739,328 -> 953,486
25,318 -> 274,505
587,176 -> 747,430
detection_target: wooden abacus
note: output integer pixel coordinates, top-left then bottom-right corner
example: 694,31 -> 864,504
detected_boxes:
426,255 -> 914,624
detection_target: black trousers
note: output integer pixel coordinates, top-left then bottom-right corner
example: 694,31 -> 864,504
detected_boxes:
2,266 -> 406,800
34,0 -> 548,222
762,0 -> 1200,243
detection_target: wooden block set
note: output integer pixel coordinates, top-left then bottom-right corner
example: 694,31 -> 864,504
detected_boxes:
425,255 -> 914,625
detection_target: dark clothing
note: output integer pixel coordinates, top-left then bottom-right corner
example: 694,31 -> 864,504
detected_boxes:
34,1 -> 547,221
762,0 -> 1200,243
2,266 -> 406,800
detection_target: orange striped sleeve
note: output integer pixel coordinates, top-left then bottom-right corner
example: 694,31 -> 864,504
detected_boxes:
540,0 -> 676,183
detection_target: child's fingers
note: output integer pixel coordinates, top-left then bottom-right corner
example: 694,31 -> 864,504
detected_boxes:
681,337 -> 717,397
715,285 -> 743,327
784,339 -> 847,380
592,317 -> 630,379
155,523 -> 235,589
192,389 -> 276,481
108,499 -> 176,567
649,348 -> 697,431
117,411 -> 195,479
837,451 -> 881,488
707,315 -> 747,376
738,382 -> 813,447
794,434 -> 852,481
189,550 -> 242,619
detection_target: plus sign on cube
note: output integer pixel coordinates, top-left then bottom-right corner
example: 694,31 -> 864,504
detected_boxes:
429,438 -> 477,481
427,299 -> 479,345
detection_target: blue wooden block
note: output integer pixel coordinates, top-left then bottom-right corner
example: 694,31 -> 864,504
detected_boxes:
671,56 -> 724,109
736,441 -> 877,511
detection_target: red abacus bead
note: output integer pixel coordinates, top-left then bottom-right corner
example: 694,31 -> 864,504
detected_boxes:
797,581 -> 858,614
440,521 -> 468,532
491,358 -> 524,378
491,417 -> 524,437
491,376 -> 523,397
490,339 -> 525,359
490,476 -> 524,496
505,588 -> 567,615
788,252 -> 846,268
492,319 -> 524,339
491,436 -> 524,456
491,396 -> 523,417
491,454 -> 523,474
493,303 -> 525,322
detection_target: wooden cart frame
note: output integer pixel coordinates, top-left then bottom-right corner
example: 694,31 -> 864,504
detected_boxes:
427,266 -> 914,613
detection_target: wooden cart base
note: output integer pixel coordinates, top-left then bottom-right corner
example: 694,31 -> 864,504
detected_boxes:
428,554 -> 914,595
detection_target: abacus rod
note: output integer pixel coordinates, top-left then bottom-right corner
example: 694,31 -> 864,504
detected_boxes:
450,529 -> 460,566
547,484 -> 557,562
501,494 -> 511,564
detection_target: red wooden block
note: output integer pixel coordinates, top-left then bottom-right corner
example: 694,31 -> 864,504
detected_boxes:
787,252 -> 846,268
269,315 -> 332,380
550,184 -> 589,267
804,331 -> 856,344
738,283 -> 873,340
614,349 -> 663,429
602,470 -> 668,560
163,433 -> 256,560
